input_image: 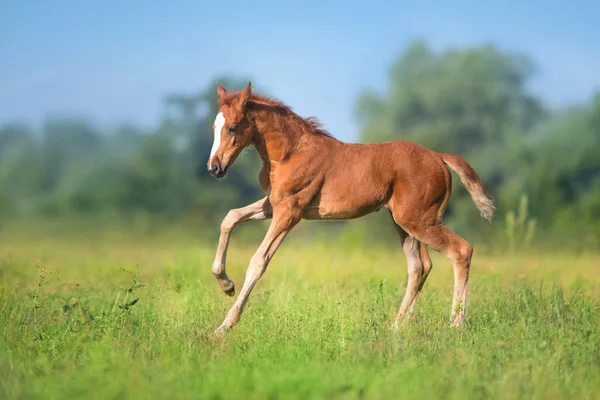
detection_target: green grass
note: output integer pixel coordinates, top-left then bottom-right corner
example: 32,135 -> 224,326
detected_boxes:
1,226 -> 599,399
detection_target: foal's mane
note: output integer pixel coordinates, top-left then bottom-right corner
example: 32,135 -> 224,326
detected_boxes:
221,91 -> 333,139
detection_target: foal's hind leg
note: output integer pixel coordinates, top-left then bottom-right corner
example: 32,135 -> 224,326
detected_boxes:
391,223 -> 425,329
404,223 -> 473,327
212,197 -> 272,296
407,243 -> 433,315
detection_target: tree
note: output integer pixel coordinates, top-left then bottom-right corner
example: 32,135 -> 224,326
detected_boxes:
0,124 -> 43,214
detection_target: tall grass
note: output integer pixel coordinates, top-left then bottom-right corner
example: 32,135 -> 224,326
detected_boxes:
1,225 -> 599,399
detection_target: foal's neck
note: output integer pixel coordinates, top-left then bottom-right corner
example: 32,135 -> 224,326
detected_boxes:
248,101 -> 338,170
248,105 -> 308,165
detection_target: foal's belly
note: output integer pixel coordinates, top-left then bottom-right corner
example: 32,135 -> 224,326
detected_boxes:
298,142 -> 394,220
302,204 -> 383,220
302,184 -> 389,220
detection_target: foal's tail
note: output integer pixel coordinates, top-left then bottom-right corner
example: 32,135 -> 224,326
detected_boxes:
440,154 -> 496,222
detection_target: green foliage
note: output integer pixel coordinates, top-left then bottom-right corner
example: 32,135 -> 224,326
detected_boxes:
357,41 -> 543,151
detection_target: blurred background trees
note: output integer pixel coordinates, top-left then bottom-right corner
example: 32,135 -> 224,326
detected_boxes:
0,76 -> 265,223
1,40 -> 599,248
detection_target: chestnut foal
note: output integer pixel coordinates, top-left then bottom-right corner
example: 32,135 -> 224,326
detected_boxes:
208,82 -> 495,336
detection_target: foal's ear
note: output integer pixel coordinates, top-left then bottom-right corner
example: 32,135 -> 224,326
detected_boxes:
216,83 -> 227,104
235,82 -> 252,110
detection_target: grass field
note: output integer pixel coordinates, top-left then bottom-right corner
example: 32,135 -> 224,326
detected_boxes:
1,223 -> 599,399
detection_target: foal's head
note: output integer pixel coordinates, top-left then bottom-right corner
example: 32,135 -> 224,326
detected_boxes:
207,82 -> 255,178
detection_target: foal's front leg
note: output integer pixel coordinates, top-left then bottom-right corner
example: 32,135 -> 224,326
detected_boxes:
212,197 -> 272,296
215,207 -> 300,336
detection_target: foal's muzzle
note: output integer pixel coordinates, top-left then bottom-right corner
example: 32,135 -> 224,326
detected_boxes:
208,161 -> 228,178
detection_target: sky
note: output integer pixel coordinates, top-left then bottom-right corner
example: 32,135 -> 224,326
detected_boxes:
1,0 -> 599,142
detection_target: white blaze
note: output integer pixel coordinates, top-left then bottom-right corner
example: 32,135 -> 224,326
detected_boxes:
210,112 -> 225,159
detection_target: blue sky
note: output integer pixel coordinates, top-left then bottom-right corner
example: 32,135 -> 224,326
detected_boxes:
1,0 -> 599,142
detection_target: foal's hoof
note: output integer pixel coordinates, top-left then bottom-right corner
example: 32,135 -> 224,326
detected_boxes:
215,277 -> 235,297
221,281 -> 235,297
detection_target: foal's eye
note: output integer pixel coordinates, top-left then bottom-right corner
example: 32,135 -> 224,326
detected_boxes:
228,125 -> 237,133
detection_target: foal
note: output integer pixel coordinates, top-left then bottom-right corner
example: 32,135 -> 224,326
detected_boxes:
208,82 -> 495,336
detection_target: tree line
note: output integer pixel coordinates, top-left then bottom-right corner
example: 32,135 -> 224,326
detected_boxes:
1,40 -> 599,246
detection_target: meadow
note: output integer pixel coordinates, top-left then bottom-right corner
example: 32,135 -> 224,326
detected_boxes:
1,220 -> 599,400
